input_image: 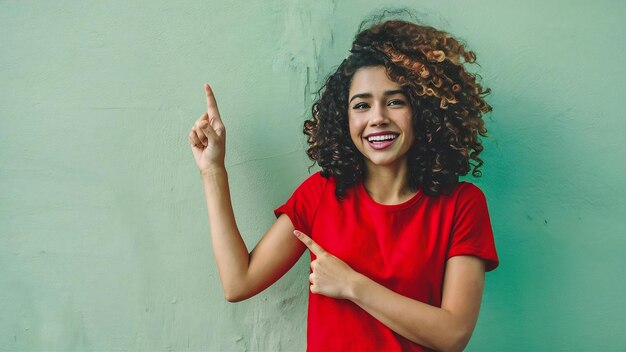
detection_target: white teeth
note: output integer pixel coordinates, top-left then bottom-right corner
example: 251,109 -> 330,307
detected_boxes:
367,134 -> 397,142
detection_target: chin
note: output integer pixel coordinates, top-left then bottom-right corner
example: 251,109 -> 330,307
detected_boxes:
365,156 -> 404,168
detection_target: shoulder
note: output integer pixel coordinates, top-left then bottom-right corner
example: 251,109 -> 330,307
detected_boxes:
306,171 -> 327,183
420,182 -> 488,213
437,181 -> 490,214
299,171 -> 329,188
451,181 -> 487,201
291,171 -> 332,197
449,182 -> 491,218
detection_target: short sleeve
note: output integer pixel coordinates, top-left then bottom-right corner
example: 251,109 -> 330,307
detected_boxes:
447,183 -> 499,272
274,172 -> 328,235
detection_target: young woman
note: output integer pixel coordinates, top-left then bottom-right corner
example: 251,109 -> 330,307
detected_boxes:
188,19 -> 498,352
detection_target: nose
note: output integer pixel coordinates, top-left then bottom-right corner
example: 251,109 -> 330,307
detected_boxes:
369,104 -> 388,126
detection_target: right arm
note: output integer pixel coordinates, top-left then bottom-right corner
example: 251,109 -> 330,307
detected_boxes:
188,84 -> 306,302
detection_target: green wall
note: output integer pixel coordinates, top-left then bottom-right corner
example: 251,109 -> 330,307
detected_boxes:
2,0 -> 625,350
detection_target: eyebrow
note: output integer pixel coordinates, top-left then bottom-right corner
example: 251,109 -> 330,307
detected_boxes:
349,89 -> 406,103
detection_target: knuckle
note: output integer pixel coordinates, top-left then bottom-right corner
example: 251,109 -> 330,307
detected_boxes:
196,119 -> 207,129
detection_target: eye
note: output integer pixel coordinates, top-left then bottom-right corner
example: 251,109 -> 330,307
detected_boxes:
388,99 -> 406,107
352,102 -> 370,110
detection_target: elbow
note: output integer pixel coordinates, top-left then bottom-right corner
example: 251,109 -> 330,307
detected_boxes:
223,289 -> 247,303
223,285 -> 254,303
437,329 -> 472,352
224,293 -> 244,303
440,341 -> 469,352
220,275 -> 254,302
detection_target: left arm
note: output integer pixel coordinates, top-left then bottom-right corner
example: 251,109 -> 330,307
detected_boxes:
294,230 -> 486,352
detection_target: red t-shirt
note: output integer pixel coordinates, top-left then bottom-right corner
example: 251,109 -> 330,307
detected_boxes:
274,172 -> 498,351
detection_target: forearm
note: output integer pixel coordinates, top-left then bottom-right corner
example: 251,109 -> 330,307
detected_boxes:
348,274 -> 471,352
201,167 -> 250,301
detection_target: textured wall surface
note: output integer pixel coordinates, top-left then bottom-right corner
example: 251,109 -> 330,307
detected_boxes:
1,0 -> 625,351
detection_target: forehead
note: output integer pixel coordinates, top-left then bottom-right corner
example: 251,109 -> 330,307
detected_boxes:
349,66 -> 401,94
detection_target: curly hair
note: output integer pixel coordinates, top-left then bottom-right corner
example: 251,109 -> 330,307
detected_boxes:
304,19 -> 492,198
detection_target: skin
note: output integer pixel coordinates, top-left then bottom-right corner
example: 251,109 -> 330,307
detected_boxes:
347,65 -> 415,204
188,71 -> 487,351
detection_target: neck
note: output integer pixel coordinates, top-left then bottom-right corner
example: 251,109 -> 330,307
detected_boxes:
362,161 -> 415,205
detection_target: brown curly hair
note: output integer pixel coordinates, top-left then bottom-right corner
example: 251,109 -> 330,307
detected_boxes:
304,19 -> 492,198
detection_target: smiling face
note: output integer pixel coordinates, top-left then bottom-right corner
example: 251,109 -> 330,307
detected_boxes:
348,65 -> 414,172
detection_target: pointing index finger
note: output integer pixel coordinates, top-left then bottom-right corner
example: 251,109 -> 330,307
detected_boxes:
293,230 -> 325,256
204,83 -> 222,123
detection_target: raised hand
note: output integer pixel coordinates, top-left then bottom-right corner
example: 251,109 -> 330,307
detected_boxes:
293,230 -> 358,300
188,83 -> 226,172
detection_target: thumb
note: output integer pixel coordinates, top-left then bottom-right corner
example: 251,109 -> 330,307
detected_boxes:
199,113 -> 218,140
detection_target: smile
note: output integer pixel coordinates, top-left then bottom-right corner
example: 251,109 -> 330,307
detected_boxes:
365,134 -> 398,150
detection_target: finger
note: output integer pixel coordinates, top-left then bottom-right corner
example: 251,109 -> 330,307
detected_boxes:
293,230 -> 325,256
309,273 -> 315,284
192,124 -> 208,146
196,112 -> 209,124
192,114 -> 209,141
195,113 -> 217,143
188,131 -> 202,148
204,83 -> 223,126
211,117 -> 225,138
199,118 -> 219,141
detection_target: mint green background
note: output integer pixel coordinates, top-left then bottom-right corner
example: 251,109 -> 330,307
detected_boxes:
2,1 -> 625,351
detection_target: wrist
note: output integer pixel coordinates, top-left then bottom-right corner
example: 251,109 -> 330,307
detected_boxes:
346,271 -> 368,302
200,165 -> 227,179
